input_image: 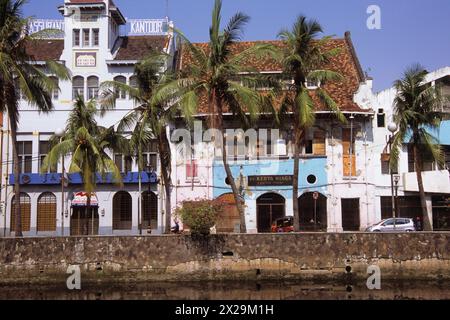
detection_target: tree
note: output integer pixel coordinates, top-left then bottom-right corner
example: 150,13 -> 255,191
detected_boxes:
277,15 -> 345,232
42,97 -> 124,234
172,0 -> 278,233
0,0 -> 69,236
390,64 -> 448,231
101,53 -> 177,234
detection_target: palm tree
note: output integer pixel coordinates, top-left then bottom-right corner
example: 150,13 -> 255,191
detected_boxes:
42,97 -> 124,234
390,65 -> 448,231
101,54 -> 177,234
0,0 -> 69,236
277,15 -> 345,232
172,0 -> 278,233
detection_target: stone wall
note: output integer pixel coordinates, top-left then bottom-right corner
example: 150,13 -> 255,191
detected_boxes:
0,233 -> 448,284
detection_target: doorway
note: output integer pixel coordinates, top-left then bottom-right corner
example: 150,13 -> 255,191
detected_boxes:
257,193 -> 286,233
298,192 -> 327,231
341,198 -> 360,231
70,207 -> 99,236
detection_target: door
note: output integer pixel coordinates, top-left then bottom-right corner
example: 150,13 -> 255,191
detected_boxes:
70,207 -> 99,236
257,193 -> 286,233
341,198 -> 360,231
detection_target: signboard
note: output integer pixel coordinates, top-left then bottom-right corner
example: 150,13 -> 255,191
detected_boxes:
28,19 -> 65,36
71,192 -> 99,207
248,175 -> 293,187
313,192 -> 319,200
129,19 -> 169,35
75,52 -> 97,67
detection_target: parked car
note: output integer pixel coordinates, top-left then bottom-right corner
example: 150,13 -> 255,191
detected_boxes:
271,216 -> 294,233
365,218 -> 416,232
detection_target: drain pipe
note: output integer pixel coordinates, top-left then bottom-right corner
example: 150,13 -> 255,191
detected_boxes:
3,118 -> 10,237
364,116 -> 370,228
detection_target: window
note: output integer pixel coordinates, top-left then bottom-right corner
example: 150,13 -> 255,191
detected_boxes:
83,29 -> 90,47
49,77 -> 59,100
407,144 -> 436,172
93,29 -> 99,46
305,78 -> 320,89
143,140 -> 158,171
313,129 -> 326,155
112,191 -> 132,230
16,141 -> 32,174
87,76 -> 99,100
342,128 -> 356,177
114,154 -> 132,173
186,159 -> 198,179
73,29 -> 80,46
377,109 -> 385,128
114,76 -> 127,99
129,76 -> 138,88
37,192 -> 57,232
10,193 -> 31,232
39,141 -> 57,173
72,76 -> 84,100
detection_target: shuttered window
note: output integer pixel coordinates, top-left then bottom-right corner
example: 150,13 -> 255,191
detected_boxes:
342,128 -> 356,177
10,193 -> 31,232
313,129 -> 326,155
37,192 -> 57,232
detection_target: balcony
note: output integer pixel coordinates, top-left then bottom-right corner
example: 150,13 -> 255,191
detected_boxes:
403,170 -> 450,193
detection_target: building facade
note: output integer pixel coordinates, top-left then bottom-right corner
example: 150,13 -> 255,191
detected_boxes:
0,1 -> 448,237
1,0 -> 175,237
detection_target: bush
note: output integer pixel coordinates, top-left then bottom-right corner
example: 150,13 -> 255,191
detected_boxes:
175,199 -> 223,235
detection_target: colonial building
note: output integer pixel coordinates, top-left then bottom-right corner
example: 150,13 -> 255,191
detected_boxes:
0,0 -> 175,237
370,67 -> 450,230
175,33 -> 377,233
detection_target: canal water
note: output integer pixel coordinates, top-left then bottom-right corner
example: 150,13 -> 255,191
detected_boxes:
0,281 -> 448,300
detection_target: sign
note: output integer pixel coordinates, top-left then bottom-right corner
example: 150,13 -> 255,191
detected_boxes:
248,175 -> 293,187
71,192 -> 99,207
129,19 -> 169,35
313,192 -> 319,200
75,52 -> 97,67
28,19 -> 65,36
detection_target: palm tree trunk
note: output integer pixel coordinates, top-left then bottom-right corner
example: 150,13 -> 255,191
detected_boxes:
10,125 -> 22,237
216,95 -> 246,233
157,131 -> 172,234
292,130 -> 301,232
414,145 -> 432,231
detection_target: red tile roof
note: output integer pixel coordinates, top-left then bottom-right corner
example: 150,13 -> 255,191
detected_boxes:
178,33 -> 369,114
114,36 -> 169,61
25,39 -> 64,61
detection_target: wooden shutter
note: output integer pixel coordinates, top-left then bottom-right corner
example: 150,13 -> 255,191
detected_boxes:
342,129 -> 356,176
313,129 -> 326,155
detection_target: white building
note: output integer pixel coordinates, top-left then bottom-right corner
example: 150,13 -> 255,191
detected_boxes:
0,0 -> 175,237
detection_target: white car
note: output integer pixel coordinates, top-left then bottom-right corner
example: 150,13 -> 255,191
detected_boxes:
366,218 -> 416,232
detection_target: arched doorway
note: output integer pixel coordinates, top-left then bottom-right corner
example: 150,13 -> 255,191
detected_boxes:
257,193 -> 285,233
113,191 -> 132,230
142,191 -> 158,230
298,192 -> 327,231
70,192 -> 99,236
37,192 -> 57,232
215,193 -> 242,233
10,193 -> 31,233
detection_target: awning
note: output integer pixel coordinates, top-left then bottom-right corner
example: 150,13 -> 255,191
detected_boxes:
71,192 -> 99,207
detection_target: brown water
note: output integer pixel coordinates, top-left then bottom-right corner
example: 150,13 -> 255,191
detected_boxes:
0,281 -> 449,300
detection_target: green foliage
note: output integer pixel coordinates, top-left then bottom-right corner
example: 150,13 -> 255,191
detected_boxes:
175,199 -> 223,235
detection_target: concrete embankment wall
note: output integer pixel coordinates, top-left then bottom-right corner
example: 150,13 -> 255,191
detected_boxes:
0,233 -> 448,284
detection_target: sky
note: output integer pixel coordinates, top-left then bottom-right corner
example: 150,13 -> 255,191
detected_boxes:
23,0 -> 450,92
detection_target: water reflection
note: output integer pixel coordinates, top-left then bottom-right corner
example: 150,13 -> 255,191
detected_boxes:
1,281 -> 448,300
